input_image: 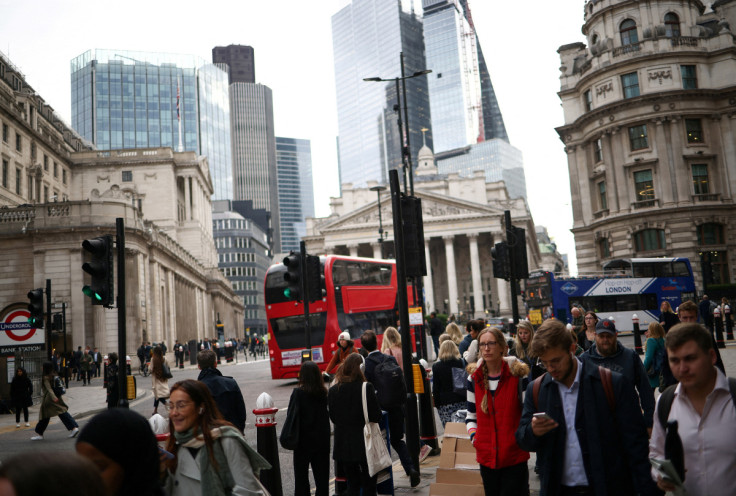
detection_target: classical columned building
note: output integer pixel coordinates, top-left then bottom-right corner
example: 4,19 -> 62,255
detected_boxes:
304,157 -> 542,318
557,0 -> 736,289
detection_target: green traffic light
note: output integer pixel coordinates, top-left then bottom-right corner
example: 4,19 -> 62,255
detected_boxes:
283,288 -> 292,299
82,285 -> 103,301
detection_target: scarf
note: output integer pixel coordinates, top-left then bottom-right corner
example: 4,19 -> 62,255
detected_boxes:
174,426 -> 271,496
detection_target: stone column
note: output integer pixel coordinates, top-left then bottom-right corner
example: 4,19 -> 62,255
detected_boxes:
468,234 -> 484,319
93,306 -> 106,351
348,244 -> 359,258
371,242 -> 382,260
423,239 -> 435,313
444,236 -> 459,316
498,279 -> 511,317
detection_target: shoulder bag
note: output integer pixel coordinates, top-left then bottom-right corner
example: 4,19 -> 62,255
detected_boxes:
362,382 -> 392,477
451,366 -> 467,396
279,391 -> 300,450
161,362 -> 173,379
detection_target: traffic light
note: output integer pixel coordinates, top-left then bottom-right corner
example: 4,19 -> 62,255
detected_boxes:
305,255 -> 325,303
400,195 -> 427,277
27,289 -> 44,328
491,242 -> 510,280
282,252 -> 302,301
52,313 -> 63,332
510,226 -> 529,280
82,235 -> 114,307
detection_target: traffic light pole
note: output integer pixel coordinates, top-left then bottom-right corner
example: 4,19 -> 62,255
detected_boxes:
390,169 -> 421,472
116,218 -> 128,408
300,241 -> 312,359
45,279 -> 52,361
505,211 -> 520,327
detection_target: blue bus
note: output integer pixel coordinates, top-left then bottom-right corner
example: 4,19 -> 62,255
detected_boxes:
525,258 -> 696,333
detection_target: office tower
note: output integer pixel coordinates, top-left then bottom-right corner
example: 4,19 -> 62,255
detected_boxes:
212,45 -> 255,84
70,49 -> 233,200
422,0 -> 508,152
276,137 -> 315,253
332,0 -> 433,187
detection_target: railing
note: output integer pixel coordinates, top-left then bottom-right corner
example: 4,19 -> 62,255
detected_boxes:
613,42 -> 641,57
632,198 -> 658,209
693,193 -> 720,202
671,36 -> 699,48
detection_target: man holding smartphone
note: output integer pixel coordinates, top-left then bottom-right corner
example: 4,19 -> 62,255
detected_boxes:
516,319 -> 658,496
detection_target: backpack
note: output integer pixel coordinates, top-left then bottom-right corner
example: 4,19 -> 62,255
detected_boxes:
371,355 -> 407,408
657,377 -> 736,428
533,365 -> 615,413
53,376 -> 66,398
648,341 -> 666,378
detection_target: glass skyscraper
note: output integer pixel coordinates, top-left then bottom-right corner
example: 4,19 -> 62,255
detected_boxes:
276,137 -> 314,253
70,49 -> 233,200
332,0 -> 433,187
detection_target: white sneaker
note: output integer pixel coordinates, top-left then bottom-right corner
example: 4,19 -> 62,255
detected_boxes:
16,424 -> 20,428
68,427 -> 79,438
31,435 -> 43,441
25,423 -> 30,427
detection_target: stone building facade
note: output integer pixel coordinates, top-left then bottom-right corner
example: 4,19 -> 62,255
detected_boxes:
557,0 -> 736,288
304,152 -> 542,319
0,51 -> 243,369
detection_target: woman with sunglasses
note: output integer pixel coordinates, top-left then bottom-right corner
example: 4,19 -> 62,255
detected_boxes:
466,327 -> 530,495
164,379 -> 270,495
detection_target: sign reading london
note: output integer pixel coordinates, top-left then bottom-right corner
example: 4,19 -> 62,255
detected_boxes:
0,303 -> 45,356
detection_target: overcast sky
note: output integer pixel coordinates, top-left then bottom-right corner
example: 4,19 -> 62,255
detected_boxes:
1,0 -> 586,271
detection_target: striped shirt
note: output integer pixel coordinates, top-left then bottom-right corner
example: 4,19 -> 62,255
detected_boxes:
466,372 -> 500,440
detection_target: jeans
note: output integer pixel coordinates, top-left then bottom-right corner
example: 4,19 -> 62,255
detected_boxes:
294,447 -> 329,496
35,412 -> 78,435
13,400 -> 28,423
479,461 -> 529,496
386,406 -> 414,475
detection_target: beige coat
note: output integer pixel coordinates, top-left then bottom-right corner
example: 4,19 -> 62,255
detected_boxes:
39,376 -> 68,419
152,358 -> 171,399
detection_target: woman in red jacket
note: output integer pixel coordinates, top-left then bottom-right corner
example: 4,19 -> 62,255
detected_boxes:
465,327 -> 530,496
325,331 -> 357,375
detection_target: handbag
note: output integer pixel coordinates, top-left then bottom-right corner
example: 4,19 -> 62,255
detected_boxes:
362,382 -> 392,477
162,362 -> 173,379
279,392 -> 300,450
451,366 -> 467,396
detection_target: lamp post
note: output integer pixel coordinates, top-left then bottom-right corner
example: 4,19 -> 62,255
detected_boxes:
363,54 -> 431,194
369,185 -> 388,258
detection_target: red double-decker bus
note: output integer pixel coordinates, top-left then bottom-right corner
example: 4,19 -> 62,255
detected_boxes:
264,255 -> 416,379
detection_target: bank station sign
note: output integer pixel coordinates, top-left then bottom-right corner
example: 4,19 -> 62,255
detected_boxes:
0,303 -> 46,356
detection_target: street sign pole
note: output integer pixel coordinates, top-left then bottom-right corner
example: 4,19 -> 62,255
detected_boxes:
45,279 -> 52,361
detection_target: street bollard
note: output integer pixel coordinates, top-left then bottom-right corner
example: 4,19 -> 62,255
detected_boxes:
253,393 -> 283,496
415,359 -> 440,454
632,314 -> 643,355
713,307 -> 726,349
726,305 -> 734,340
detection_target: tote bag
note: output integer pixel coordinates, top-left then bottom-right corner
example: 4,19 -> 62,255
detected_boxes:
279,392 -> 300,450
362,382 -> 392,477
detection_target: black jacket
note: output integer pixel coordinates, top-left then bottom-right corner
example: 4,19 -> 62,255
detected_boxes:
288,388 -> 330,453
429,317 -> 444,337
328,381 -> 381,463
431,358 -> 465,406
516,360 -> 658,496
197,367 -> 246,432
10,372 -> 32,406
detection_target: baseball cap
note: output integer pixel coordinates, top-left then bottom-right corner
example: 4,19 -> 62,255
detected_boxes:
595,318 -> 617,335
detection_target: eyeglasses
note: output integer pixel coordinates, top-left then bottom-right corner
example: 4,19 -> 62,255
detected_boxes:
479,341 -> 498,349
169,401 -> 193,412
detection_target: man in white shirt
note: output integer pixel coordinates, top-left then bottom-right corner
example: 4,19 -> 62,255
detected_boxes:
649,323 -> 736,496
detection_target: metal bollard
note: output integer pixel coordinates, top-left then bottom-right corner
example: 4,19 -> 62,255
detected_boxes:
632,314 -> 643,355
253,393 -> 283,496
713,307 -> 726,349
726,305 -> 734,340
416,360 -> 440,454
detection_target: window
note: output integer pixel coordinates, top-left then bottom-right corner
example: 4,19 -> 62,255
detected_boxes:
598,181 -> 608,210
122,170 -> 132,182
665,13 -> 681,37
697,223 -> 724,245
2,123 -> 7,142
593,138 -> 603,163
584,90 -> 593,112
685,119 -> 703,144
15,168 -> 20,194
2,159 -> 7,188
634,170 -> 655,200
634,229 -> 666,252
44,185 -> 48,202
621,72 -> 640,98
681,65 -> 697,89
600,238 -> 610,259
62,169 -> 67,184
629,124 -> 649,150
43,155 -> 48,171
53,161 -> 58,178
15,132 -> 21,152
701,251 -> 729,284
620,19 -> 639,45
692,164 -> 709,195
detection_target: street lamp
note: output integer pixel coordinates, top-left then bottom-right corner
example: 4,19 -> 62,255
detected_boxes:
363,53 -> 432,195
369,184 -> 388,258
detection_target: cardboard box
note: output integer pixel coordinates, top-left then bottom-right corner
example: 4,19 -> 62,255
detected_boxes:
436,468 -> 483,485
443,422 -> 470,439
429,483 -> 485,496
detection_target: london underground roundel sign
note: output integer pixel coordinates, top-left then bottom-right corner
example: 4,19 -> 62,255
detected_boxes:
0,303 -> 45,355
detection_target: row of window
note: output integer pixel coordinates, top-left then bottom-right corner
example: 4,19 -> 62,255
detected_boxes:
596,163 -> 711,211
592,13 -> 682,47
214,219 -> 250,231
1,158 -> 66,201
232,280 -> 259,292
219,266 -> 258,278
583,65 -> 697,112
215,237 -> 253,249
599,223 -> 725,258
219,252 -> 257,264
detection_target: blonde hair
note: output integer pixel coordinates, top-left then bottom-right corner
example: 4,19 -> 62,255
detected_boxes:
445,323 -> 464,345
438,340 -> 461,361
475,327 -> 508,415
647,322 -> 665,339
513,320 -> 535,360
381,327 -> 401,352
438,333 -> 452,344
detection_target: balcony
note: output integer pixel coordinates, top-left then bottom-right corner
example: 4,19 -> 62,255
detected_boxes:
671,36 -> 699,48
692,193 -> 721,202
593,209 -> 609,219
632,198 -> 658,209
613,42 -> 641,57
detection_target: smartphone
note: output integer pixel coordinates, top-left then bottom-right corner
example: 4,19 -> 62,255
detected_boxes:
533,412 -> 554,422
158,446 -> 175,460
